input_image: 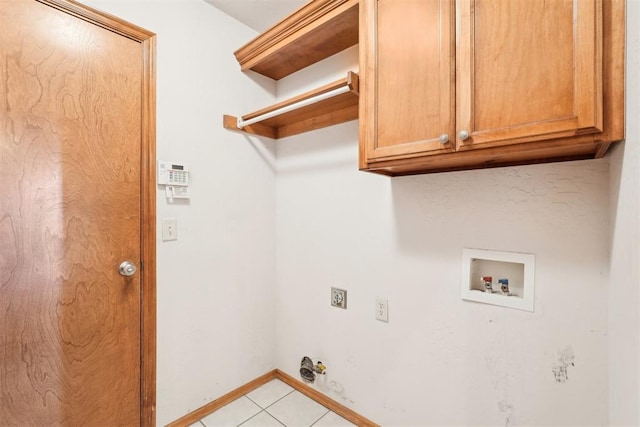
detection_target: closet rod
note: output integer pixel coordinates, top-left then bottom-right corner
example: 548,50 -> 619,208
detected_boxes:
237,84 -> 352,129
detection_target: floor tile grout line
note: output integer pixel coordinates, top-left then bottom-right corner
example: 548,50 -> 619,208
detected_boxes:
247,388 -> 332,427
237,409 -> 286,427
252,387 -> 296,411
264,389 -> 332,427
197,395 -> 261,426
243,387 -> 297,426
199,382 -> 342,427
242,393 -> 269,411
243,393 -> 263,409
308,408 -> 331,427
260,389 -> 297,425
237,396 -> 264,427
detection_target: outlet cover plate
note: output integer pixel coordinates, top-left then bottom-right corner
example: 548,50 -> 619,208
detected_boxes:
331,287 -> 347,309
375,297 -> 388,322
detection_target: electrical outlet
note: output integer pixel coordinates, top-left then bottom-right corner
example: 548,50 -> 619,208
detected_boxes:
375,297 -> 388,322
331,287 -> 347,309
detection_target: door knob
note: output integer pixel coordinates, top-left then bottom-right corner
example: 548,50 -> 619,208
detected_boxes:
118,261 -> 137,277
439,133 -> 449,144
458,130 -> 470,141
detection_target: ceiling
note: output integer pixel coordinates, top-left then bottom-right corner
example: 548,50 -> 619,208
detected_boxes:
205,0 -> 308,32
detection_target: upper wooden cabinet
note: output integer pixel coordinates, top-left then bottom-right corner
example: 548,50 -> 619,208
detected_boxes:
360,0 -> 456,161
359,0 -> 625,176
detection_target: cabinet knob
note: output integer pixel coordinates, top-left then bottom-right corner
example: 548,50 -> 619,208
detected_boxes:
458,130 -> 470,141
439,133 -> 449,144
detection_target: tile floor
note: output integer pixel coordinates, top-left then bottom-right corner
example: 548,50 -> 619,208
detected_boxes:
189,379 -> 356,427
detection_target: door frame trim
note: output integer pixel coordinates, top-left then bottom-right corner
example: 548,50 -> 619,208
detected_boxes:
36,1 -> 158,425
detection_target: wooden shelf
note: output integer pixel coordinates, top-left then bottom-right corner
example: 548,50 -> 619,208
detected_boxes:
224,72 -> 359,139
227,1 -> 360,139
233,0 -> 359,80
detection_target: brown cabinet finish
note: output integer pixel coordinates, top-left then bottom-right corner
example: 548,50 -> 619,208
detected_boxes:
360,0 -> 625,176
234,0 -> 359,80
362,0 -> 455,160
457,0 -> 602,149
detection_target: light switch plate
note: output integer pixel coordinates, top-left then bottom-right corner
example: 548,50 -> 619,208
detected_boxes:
162,218 -> 177,241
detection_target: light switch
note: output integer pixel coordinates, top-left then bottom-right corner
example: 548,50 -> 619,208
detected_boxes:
162,218 -> 177,241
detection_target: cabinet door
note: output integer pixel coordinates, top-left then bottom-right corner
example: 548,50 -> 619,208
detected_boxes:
360,0 -> 455,166
456,0 -> 603,150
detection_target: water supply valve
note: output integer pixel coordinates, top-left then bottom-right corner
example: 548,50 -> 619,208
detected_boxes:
300,356 -> 326,383
481,276 -> 493,293
498,278 -> 509,295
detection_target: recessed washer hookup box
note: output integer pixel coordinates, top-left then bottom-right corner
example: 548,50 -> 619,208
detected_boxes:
461,248 -> 535,312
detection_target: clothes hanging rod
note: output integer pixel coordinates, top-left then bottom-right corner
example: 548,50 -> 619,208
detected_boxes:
236,84 -> 352,129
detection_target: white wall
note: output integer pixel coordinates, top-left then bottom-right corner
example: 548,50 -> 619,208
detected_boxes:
81,1 -> 277,425
274,47 -> 618,426
77,1 -> 640,425
608,0 -> 640,424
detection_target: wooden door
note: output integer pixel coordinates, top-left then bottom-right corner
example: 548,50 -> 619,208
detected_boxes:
0,0 -> 156,425
359,0 -> 455,167
456,0 -> 603,150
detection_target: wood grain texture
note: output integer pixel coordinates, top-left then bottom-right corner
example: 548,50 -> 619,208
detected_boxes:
598,0 -> 625,143
365,136 -> 602,176
224,72 -> 359,139
224,115 -> 278,139
359,0 -> 456,164
139,31 -> 158,427
358,0 -> 375,170
38,0 -> 155,41
0,0 -> 156,424
360,0 -> 624,175
375,0 -> 454,148
456,0 -> 603,149
234,0 -> 359,80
